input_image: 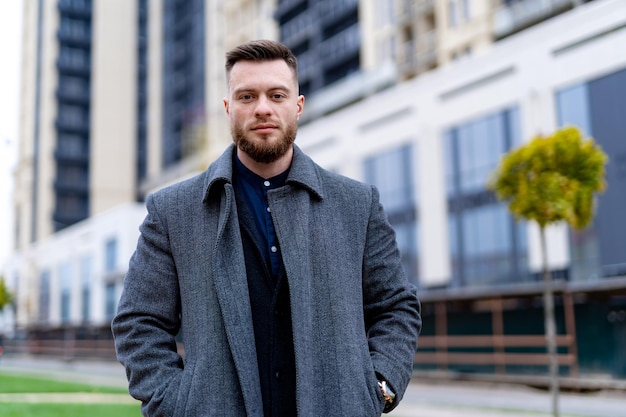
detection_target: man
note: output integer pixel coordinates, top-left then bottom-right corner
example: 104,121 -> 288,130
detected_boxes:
112,40 -> 421,417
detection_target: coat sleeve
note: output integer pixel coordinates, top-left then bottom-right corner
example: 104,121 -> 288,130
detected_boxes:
111,193 -> 184,417
362,185 -> 422,413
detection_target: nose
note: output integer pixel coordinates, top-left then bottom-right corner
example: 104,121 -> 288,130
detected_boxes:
254,96 -> 272,117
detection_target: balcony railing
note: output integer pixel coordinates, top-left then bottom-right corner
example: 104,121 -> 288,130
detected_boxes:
399,30 -> 437,72
57,25 -> 91,46
493,0 -> 573,39
319,24 -> 360,63
58,0 -> 92,19
57,56 -> 91,75
318,0 -> 358,20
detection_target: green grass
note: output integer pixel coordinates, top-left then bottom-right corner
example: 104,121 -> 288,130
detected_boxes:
0,372 -> 142,417
0,403 -> 142,417
0,372 -> 127,393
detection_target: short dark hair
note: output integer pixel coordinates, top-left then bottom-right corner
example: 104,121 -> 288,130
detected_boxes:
225,40 -> 298,83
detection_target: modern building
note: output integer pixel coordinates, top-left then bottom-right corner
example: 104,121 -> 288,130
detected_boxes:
5,204 -> 146,342
9,0 -> 140,336
5,0 -> 625,380
296,0 -> 626,378
13,0 -> 138,247
7,0 -> 277,335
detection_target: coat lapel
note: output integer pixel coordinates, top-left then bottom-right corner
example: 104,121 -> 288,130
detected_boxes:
267,185 -> 317,413
212,183 -> 264,416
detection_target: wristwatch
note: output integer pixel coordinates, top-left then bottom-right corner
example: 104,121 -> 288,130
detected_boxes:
378,379 -> 396,405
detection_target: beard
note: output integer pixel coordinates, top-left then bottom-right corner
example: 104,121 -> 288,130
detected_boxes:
231,119 -> 298,164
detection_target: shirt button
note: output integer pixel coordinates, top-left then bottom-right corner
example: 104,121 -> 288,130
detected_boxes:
275,370 -> 284,381
266,206 -> 271,212
270,246 -> 278,253
264,180 -> 270,186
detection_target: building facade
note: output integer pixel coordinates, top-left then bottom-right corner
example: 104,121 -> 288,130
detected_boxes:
296,0 -> 626,376
5,0 -> 625,378
13,0 -> 138,249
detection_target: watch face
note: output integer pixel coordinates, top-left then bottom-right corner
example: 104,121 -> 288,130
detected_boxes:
378,380 -> 395,403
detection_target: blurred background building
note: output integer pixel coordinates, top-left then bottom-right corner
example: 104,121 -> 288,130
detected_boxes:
3,0 -> 625,382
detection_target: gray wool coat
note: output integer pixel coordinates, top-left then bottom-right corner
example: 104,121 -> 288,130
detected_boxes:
112,144 -> 421,417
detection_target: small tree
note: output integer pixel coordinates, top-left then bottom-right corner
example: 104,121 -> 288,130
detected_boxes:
0,275 -> 13,312
489,126 -> 608,417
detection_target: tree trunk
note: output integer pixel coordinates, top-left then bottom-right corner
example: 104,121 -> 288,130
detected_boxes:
540,226 -> 560,416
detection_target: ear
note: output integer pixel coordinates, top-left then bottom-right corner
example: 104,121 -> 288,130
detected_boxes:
296,95 -> 305,117
223,98 -> 230,115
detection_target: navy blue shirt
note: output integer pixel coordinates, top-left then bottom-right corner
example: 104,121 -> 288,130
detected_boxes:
233,154 -> 289,278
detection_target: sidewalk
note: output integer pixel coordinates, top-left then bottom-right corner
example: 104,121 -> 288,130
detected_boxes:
395,377 -> 626,417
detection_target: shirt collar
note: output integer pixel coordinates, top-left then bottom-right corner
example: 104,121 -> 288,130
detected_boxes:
234,152 -> 290,189
203,144 -> 325,203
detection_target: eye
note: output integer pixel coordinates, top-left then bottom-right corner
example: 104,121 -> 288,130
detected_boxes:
240,94 -> 254,101
272,93 -> 286,100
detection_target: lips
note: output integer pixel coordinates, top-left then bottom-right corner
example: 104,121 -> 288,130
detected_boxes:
252,123 -> 277,131
251,123 -> 278,135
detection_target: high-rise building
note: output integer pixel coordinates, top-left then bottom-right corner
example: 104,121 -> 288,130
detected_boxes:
8,0 -> 279,333
138,0 -> 278,193
14,0 -> 138,249
6,0 -> 623,380
276,0 -> 361,97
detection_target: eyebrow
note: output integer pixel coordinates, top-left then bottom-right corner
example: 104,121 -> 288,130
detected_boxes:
232,85 -> 292,95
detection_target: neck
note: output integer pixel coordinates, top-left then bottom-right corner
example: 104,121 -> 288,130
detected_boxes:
236,146 -> 293,179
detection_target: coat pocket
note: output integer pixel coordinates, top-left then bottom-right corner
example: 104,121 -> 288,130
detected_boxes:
361,341 -> 386,416
173,359 -> 197,417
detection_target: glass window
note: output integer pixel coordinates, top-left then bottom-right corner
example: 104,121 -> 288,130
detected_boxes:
58,133 -> 87,158
462,204 -> 511,278
444,130 -> 457,197
365,144 -> 419,285
556,82 -> 594,282
449,1 -> 458,27
556,83 -> 591,137
365,144 -> 414,212
458,113 -> 505,193
59,104 -> 86,128
507,107 -> 522,147
80,255 -> 92,322
394,222 -> 419,286
376,0 -> 395,27
445,107 -> 528,287
554,69 -> 626,280
105,238 -> 118,273
59,46 -> 88,67
448,215 -> 461,284
59,261 -> 72,323
105,282 -> 117,320
462,0 -> 471,20
39,270 -> 51,322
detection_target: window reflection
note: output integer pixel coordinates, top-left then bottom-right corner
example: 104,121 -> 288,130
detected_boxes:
445,108 -> 528,287
365,144 -> 419,285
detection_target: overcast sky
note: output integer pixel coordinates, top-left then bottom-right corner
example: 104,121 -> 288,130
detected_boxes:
0,1 -> 23,268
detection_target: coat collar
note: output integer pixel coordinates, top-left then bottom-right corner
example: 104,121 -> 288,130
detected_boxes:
202,143 -> 324,203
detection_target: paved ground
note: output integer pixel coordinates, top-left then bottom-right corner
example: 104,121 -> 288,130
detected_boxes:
2,356 -> 625,416
395,377 -> 626,417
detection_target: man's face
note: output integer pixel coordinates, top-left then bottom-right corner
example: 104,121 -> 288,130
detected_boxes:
224,59 -> 304,164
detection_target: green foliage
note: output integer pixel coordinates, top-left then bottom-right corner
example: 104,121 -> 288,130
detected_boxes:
0,275 -> 13,312
489,126 -> 608,229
